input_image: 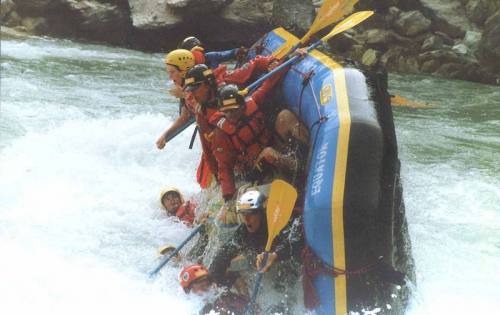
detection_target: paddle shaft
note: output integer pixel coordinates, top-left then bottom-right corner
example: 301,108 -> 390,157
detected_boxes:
245,40 -> 322,94
246,11 -> 373,94
164,116 -> 195,143
244,252 -> 269,315
148,224 -> 203,278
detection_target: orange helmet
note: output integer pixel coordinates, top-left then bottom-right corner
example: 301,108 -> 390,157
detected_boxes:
179,264 -> 209,293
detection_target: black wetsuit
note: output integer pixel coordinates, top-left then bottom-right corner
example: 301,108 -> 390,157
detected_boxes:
199,291 -> 250,315
208,215 -> 304,286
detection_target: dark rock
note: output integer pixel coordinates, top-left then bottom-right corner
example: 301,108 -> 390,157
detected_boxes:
166,0 -> 231,16
350,44 -> 366,62
465,0 -> 489,26
365,29 -> 411,48
0,0 -> 15,20
452,43 -> 470,55
221,0 -> 273,26
380,47 -> 405,71
361,48 -> 381,67
21,16 -> 47,34
384,6 -> 401,27
434,62 -> 463,77
431,17 -> 466,38
478,12 -> 500,72
360,11 -> 389,30
0,24 -> 30,38
129,0 -> 182,29
463,30 -> 482,53
3,9 -> 21,26
54,0 -> 129,47
394,10 -> 431,37
420,59 -> 440,73
10,0 -> 55,15
420,0 -> 473,38
434,31 -> 454,45
398,55 -> 419,73
421,34 -> 444,51
327,32 -> 357,53
418,49 -> 464,64
271,0 -> 312,36
355,0 -> 393,13
397,0 -> 421,11
165,0 -> 191,9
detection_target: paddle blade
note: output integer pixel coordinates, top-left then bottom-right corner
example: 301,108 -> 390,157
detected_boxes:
391,95 -> 434,108
302,0 -> 359,43
265,180 -> 297,251
322,10 -> 374,42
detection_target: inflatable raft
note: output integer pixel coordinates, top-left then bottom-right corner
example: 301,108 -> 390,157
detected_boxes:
252,28 -> 415,314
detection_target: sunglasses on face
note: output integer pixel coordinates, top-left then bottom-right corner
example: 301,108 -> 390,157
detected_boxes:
184,82 -> 202,92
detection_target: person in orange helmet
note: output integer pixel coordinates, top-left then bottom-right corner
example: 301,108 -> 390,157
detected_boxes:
179,264 -> 255,315
160,187 -> 196,225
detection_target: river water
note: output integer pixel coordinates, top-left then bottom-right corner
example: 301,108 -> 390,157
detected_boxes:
1,37 -> 498,315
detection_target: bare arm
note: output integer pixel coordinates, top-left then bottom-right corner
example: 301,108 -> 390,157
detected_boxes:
156,104 -> 192,150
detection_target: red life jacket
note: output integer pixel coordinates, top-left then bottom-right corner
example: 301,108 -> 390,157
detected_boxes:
175,201 -> 196,225
223,55 -> 275,87
191,49 -> 206,65
210,101 -> 270,166
195,105 -> 219,178
213,55 -> 276,88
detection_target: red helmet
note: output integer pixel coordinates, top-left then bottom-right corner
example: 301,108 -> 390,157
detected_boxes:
179,264 -> 209,293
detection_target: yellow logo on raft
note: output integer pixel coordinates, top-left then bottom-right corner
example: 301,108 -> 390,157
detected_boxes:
320,83 -> 333,105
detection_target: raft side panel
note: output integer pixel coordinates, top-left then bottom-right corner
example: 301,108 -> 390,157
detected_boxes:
263,28 -> 411,314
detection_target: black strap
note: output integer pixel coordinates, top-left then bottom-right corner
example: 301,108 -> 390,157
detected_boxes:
189,126 -> 198,149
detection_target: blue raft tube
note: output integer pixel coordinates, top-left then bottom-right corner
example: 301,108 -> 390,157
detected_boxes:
250,28 -> 416,314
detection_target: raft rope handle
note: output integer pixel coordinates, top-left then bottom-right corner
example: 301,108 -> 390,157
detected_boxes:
307,78 -> 323,121
302,247 -> 383,310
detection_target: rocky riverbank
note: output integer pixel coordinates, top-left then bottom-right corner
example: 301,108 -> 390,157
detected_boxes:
1,0 -> 499,84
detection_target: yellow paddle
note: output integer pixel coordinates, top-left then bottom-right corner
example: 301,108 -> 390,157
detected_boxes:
390,95 -> 435,108
244,180 -> 298,314
302,0 -> 359,44
264,179 -> 298,251
243,11 -> 374,96
273,0 -> 359,59
320,10 -> 374,42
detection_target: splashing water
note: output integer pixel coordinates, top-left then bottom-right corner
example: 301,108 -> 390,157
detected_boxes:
1,37 -> 499,315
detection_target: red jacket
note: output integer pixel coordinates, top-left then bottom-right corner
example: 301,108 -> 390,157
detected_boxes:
195,103 -> 219,178
175,201 -> 196,225
191,49 -> 206,65
210,72 -> 282,200
214,55 -> 276,87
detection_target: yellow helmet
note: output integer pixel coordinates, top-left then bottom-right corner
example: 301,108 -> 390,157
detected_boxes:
160,187 -> 184,206
164,49 -> 195,77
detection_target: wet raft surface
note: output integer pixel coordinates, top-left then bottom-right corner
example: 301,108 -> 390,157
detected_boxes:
253,29 -> 416,314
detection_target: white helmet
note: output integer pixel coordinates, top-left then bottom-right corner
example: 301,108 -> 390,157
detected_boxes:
236,190 -> 265,214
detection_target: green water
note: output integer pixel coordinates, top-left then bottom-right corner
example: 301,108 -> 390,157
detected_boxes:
1,36 -> 499,314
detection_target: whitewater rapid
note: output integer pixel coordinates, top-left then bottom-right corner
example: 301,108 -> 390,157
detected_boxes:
0,38 -> 204,314
1,37 -> 499,315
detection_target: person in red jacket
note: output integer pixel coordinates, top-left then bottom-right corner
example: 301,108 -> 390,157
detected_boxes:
208,78 -> 281,202
181,59 -> 281,187
160,187 -> 196,225
178,36 -> 248,69
179,264 -> 255,315
182,65 -> 221,181
156,49 -> 197,150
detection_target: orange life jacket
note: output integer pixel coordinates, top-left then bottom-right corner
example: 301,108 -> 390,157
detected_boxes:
195,104 -> 219,177
191,48 -> 206,65
175,201 -> 196,225
210,101 -> 270,166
